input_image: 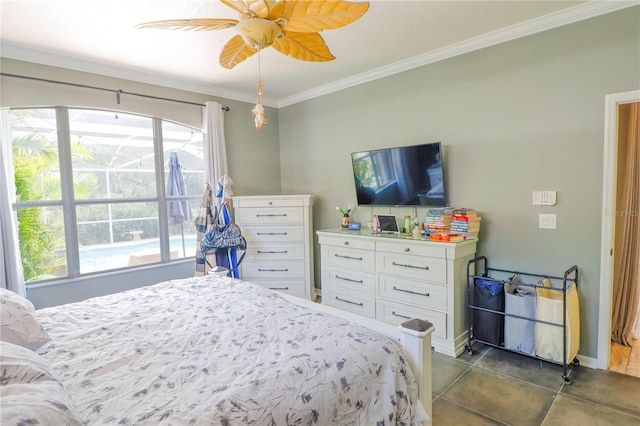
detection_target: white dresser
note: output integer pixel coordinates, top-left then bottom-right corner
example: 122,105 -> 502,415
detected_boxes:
233,195 -> 314,300
317,229 -> 476,357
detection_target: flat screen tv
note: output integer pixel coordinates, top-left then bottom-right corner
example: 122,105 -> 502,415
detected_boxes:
351,142 -> 446,207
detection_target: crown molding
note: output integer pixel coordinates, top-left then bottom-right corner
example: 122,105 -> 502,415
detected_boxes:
276,0 -> 639,108
0,43 -> 279,107
2,1 -> 636,109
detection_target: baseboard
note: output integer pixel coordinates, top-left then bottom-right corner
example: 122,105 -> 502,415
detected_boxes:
576,353 -> 597,369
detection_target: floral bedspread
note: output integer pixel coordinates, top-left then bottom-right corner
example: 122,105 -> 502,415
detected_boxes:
37,276 -> 417,425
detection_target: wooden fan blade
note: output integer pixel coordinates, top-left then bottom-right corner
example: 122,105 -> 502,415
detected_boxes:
272,32 -> 335,62
270,0 -> 369,33
221,0 -> 251,15
222,0 -> 274,18
135,18 -> 238,31
220,34 -> 258,69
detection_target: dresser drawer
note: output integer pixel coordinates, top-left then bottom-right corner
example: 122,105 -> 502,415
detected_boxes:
376,241 -> 447,258
376,252 -> 446,282
249,279 -> 307,298
376,299 -> 446,339
378,274 -> 447,311
317,234 -> 375,251
323,286 -> 375,318
234,198 -> 305,208
241,260 -> 305,278
246,243 -> 304,260
242,225 -> 304,242
325,265 -> 376,292
238,207 -> 303,225
323,246 -> 375,271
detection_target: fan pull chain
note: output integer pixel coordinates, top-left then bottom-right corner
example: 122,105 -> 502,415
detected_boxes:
252,48 -> 268,130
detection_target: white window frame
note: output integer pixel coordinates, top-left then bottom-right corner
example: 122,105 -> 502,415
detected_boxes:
10,106 -> 203,284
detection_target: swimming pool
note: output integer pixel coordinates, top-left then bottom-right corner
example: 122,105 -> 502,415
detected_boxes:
79,235 -> 197,273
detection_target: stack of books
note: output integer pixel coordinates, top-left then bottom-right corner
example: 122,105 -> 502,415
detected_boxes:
424,207 -> 453,236
450,208 -> 481,239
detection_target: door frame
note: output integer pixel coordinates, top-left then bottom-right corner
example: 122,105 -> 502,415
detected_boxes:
597,89 -> 640,370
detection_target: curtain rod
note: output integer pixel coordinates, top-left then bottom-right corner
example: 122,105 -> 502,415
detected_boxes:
0,72 -> 230,111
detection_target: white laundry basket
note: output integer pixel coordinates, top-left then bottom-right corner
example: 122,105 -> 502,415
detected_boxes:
504,283 -> 536,356
535,279 -> 580,363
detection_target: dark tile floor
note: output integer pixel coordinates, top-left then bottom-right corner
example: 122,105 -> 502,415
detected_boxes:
432,344 -> 640,426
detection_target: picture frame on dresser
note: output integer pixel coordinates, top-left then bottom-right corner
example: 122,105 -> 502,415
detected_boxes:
376,214 -> 399,233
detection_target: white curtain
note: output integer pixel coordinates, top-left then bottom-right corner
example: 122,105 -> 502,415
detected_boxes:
196,102 -> 229,275
203,101 -> 228,192
0,110 -> 26,296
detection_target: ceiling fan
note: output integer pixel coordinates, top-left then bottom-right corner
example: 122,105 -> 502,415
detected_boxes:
136,0 -> 370,70
137,0 -> 369,129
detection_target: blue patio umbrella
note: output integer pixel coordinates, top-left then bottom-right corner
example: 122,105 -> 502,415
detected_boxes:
167,152 -> 193,256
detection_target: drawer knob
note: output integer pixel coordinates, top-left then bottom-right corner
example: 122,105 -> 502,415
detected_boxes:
344,241 -> 349,245
404,247 -> 410,252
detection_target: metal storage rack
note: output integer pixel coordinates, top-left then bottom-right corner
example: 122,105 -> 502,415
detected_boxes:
465,256 -> 580,384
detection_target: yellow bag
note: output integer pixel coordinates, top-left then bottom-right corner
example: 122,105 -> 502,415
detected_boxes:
535,279 -> 580,363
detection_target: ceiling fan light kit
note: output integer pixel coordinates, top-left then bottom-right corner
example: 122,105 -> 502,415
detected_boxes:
236,18 -> 283,49
137,0 -> 370,129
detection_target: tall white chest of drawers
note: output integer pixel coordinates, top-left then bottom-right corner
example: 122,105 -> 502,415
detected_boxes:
317,229 -> 476,357
233,195 -> 314,300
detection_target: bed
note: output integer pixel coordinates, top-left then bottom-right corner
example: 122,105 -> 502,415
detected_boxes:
1,275 -> 433,425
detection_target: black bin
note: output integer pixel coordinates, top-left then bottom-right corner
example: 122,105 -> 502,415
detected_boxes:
472,277 -> 505,345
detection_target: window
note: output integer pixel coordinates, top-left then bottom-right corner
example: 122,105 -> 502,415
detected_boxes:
8,107 -> 204,283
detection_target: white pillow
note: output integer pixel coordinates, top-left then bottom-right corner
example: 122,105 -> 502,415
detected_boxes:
0,341 -> 83,426
0,287 -> 50,350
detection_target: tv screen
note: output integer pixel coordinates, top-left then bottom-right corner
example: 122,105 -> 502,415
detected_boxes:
351,142 -> 446,207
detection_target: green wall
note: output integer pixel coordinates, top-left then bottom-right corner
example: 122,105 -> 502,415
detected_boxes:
278,7 -> 640,358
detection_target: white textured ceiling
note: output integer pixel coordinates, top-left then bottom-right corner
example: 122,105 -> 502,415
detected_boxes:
0,1 -> 635,106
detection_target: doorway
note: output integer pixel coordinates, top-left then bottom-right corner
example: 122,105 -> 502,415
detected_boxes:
598,90 -> 640,376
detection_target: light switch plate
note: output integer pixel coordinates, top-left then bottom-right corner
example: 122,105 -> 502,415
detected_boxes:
533,191 -> 557,206
539,213 -> 557,229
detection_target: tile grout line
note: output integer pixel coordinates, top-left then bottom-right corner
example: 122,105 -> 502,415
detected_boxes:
431,347 -> 513,422
430,347 -> 490,403
471,360 -> 567,393
556,390 -> 640,420
438,346 -> 640,424
539,380 -> 565,425
437,396 -> 512,425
